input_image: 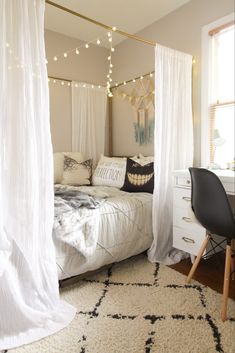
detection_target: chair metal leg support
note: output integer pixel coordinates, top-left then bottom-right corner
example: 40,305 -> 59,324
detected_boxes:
221,242 -> 231,321
186,234 -> 211,284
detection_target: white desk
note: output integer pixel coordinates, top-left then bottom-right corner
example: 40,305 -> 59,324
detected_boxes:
173,169 -> 235,195
172,169 -> 234,258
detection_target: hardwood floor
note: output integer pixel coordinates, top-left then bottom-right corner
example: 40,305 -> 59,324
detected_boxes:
170,252 -> 235,300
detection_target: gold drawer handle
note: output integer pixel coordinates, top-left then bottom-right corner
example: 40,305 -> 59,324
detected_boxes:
182,236 -> 195,244
182,216 -> 192,223
182,196 -> 191,202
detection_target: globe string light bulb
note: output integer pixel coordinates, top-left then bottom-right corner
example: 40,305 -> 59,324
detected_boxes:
75,48 -> 80,55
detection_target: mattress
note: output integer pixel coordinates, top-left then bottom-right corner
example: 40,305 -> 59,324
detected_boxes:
53,185 -> 153,280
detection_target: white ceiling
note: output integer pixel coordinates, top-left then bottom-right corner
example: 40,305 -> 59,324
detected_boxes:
45,0 -> 191,47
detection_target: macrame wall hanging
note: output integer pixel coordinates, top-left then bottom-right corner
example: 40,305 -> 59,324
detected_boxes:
114,77 -> 155,145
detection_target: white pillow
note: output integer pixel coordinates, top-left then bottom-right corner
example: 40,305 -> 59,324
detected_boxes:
92,155 -> 127,188
137,154 -> 154,166
53,152 -> 84,184
61,155 -> 92,186
53,153 -> 64,184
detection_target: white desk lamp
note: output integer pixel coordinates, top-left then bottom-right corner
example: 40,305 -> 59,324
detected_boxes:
209,129 -> 226,169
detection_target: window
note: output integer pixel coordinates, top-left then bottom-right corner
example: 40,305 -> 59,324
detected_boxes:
201,14 -> 235,169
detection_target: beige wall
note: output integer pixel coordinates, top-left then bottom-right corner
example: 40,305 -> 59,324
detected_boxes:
112,0 -> 234,162
45,29 -> 109,152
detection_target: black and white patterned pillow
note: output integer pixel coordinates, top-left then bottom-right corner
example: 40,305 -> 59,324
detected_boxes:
121,158 -> 154,193
61,155 -> 92,186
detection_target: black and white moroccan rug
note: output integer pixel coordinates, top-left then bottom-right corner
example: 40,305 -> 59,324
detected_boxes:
11,254 -> 235,353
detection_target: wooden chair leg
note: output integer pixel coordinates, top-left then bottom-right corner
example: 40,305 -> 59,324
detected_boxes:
221,243 -> 231,321
231,239 -> 235,281
186,234 -> 210,284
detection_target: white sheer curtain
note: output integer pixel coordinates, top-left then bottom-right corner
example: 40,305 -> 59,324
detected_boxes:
0,0 -> 75,350
72,82 -> 107,165
148,44 -> 193,265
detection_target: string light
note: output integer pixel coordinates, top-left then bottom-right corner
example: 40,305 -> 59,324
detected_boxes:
47,29 -> 119,97
111,71 -> 154,89
61,81 -> 65,85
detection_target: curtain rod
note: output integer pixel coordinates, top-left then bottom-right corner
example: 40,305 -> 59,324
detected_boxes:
208,20 -> 235,36
48,75 -> 72,82
45,0 -> 156,47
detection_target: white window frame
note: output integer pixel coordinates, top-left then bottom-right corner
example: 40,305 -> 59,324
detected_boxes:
201,13 -> 235,167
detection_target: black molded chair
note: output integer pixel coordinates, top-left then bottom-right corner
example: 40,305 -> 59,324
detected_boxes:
186,167 -> 235,321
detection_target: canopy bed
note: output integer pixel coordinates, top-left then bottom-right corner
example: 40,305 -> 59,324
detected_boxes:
0,0 -> 193,350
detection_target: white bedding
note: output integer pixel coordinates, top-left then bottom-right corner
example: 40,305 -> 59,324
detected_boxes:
53,186 -> 153,280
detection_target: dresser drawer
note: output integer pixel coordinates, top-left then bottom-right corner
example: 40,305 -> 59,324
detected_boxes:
173,207 -> 205,235
173,226 -> 206,256
173,188 -> 191,209
175,176 -> 191,188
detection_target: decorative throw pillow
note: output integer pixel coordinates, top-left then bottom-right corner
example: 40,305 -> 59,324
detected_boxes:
53,152 -> 84,184
121,158 -> 154,193
92,155 -> 127,188
61,155 -> 92,186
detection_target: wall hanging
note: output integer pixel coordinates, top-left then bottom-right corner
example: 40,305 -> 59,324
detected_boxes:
114,77 -> 155,145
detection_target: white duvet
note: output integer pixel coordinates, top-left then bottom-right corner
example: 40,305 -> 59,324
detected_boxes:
53,186 -> 153,280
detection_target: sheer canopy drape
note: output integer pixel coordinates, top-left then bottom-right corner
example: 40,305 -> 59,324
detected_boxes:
72,82 -> 107,165
0,0 -> 75,350
148,44 -> 194,264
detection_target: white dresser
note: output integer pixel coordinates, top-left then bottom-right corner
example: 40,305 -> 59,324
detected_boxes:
173,169 -> 235,258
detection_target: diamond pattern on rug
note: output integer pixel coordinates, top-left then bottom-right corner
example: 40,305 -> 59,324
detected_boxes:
10,253 -> 235,353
